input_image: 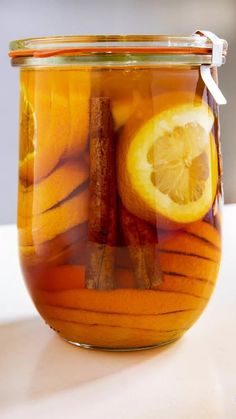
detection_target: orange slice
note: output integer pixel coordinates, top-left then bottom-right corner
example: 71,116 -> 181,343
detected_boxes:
117,92 -> 218,227
18,157 -> 88,217
19,85 -> 36,184
111,96 -> 142,130
19,69 -> 90,183
43,318 -> 183,348
18,188 -> 89,246
34,287 -> 205,315
20,223 -> 87,267
33,287 -> 206,347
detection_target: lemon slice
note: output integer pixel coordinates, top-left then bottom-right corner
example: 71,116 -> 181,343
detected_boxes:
117,93 -> 218,227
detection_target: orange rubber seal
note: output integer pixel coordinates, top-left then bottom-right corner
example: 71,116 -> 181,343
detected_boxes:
8,46 -> 213,59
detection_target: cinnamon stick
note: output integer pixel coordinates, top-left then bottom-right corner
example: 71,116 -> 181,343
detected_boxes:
120,204 -> 162,289
85,97 -> 116,289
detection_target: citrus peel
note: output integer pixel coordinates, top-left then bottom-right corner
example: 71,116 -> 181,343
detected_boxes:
117,92 -> 218,227
19,70 -> 90,183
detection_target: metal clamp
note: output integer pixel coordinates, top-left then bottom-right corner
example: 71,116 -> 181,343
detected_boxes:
194,30 -> 224,67
193,30 -> 226,105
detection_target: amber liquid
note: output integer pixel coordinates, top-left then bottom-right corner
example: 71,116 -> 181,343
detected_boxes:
18,66 -> 222,349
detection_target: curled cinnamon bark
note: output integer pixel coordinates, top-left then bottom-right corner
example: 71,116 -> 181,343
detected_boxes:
85,97 -> 116,289
120,204 -> 162,289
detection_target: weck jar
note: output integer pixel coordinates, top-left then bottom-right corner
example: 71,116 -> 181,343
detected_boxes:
9,32 -> 227,350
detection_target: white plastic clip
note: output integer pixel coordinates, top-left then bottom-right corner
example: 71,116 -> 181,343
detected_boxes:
193,30 -> 227,105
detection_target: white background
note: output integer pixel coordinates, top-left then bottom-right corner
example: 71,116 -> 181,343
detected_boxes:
0,0 -> 236,224
1,206 -> 236,418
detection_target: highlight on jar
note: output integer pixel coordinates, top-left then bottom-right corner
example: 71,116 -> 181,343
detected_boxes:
10,32 -> 227,350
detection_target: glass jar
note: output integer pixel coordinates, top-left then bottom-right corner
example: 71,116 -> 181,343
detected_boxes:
9,33 -> 227,350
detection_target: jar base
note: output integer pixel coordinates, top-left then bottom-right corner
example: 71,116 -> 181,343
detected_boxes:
63,337 -> 180,352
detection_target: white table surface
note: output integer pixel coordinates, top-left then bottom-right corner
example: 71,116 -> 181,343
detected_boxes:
0,205 -> 236,419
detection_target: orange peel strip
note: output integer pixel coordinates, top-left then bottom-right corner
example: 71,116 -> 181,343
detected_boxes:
32,288 -> 206,314
185,221 -> 221,248
158,231 -> 221,263
158,274 -> 214,300
21,238 -> 87,267
18,189 -> 89,246
28,265 -> 213,299
18,158 -> 88,217
19,70 -> 90,182
44,319 -> 184,348
159,252 -> 219,282
29,266 -> 136,291
37,303 -> 202,332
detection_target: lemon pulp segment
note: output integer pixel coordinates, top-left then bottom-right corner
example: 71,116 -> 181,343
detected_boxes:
118,99 -> 218,226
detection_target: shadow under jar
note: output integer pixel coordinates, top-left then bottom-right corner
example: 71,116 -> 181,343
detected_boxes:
9,33 -> 227,350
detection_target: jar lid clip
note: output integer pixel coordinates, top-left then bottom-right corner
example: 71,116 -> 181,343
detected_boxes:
193,30 -> 227,105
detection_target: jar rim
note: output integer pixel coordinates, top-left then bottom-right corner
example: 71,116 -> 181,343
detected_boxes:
9,33 -> 228,68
